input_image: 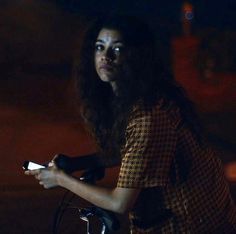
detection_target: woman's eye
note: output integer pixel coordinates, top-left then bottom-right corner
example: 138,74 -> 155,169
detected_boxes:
95,44 -> 104,51
113,47 -> 123,53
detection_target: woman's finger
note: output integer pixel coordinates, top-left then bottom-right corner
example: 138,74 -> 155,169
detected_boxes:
24,169 -> 41,175
52,154 -> 59,162
48,161 -> 54,167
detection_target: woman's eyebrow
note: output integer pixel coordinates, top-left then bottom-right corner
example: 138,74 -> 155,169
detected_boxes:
95,39 -> 124,44
113,40 -> 124,44
95,39 -> 104,43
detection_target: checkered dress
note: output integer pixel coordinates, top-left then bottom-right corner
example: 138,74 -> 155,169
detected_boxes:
117,100 -> 236,234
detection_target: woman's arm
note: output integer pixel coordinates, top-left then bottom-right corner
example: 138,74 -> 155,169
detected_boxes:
25,167 -> 140,214
59,171 -> 140,213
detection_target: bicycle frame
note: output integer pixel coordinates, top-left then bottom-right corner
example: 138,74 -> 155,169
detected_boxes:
79,207 -> 109,234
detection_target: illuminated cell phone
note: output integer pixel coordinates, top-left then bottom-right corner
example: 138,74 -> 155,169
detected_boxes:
23,161 -> 45,170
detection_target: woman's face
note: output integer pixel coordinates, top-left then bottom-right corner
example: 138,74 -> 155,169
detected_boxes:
94,28 -> 127,89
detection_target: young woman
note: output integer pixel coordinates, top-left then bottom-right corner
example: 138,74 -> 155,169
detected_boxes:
25,16 -> 236,233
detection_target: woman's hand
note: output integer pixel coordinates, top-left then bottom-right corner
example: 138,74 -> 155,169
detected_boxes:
25,162 -> 63,189
25,160 -> 140,213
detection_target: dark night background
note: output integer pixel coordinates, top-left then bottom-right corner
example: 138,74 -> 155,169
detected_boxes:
0,0 -> 235,233
59,0 -> 236,29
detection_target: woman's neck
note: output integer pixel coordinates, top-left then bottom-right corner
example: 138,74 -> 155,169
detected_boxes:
110,81 -> 118,95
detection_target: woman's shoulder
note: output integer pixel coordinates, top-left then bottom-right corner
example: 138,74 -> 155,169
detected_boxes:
129,98 -> 183,129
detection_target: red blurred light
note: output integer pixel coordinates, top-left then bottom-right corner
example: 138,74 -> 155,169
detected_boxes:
225,162 -> 236,182
183,2 -> 193,12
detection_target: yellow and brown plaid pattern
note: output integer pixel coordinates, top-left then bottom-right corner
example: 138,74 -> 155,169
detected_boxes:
117,101 -> 236,234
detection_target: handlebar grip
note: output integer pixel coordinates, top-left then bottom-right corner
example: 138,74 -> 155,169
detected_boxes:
54,154 -> 76,173
54,154 -> 103,174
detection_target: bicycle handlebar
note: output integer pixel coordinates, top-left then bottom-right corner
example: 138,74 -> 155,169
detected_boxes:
54,154 -> 102,174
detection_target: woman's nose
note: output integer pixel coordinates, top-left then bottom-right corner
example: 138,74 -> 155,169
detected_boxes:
102,49 -> 114,62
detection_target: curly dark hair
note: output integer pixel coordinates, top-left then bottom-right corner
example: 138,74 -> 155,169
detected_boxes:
75,15 -> 202,156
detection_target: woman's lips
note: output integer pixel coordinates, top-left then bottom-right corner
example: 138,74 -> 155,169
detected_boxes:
99,64 -> 114,71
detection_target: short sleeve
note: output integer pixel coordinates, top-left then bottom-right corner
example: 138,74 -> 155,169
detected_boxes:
117,104 -> 177,188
